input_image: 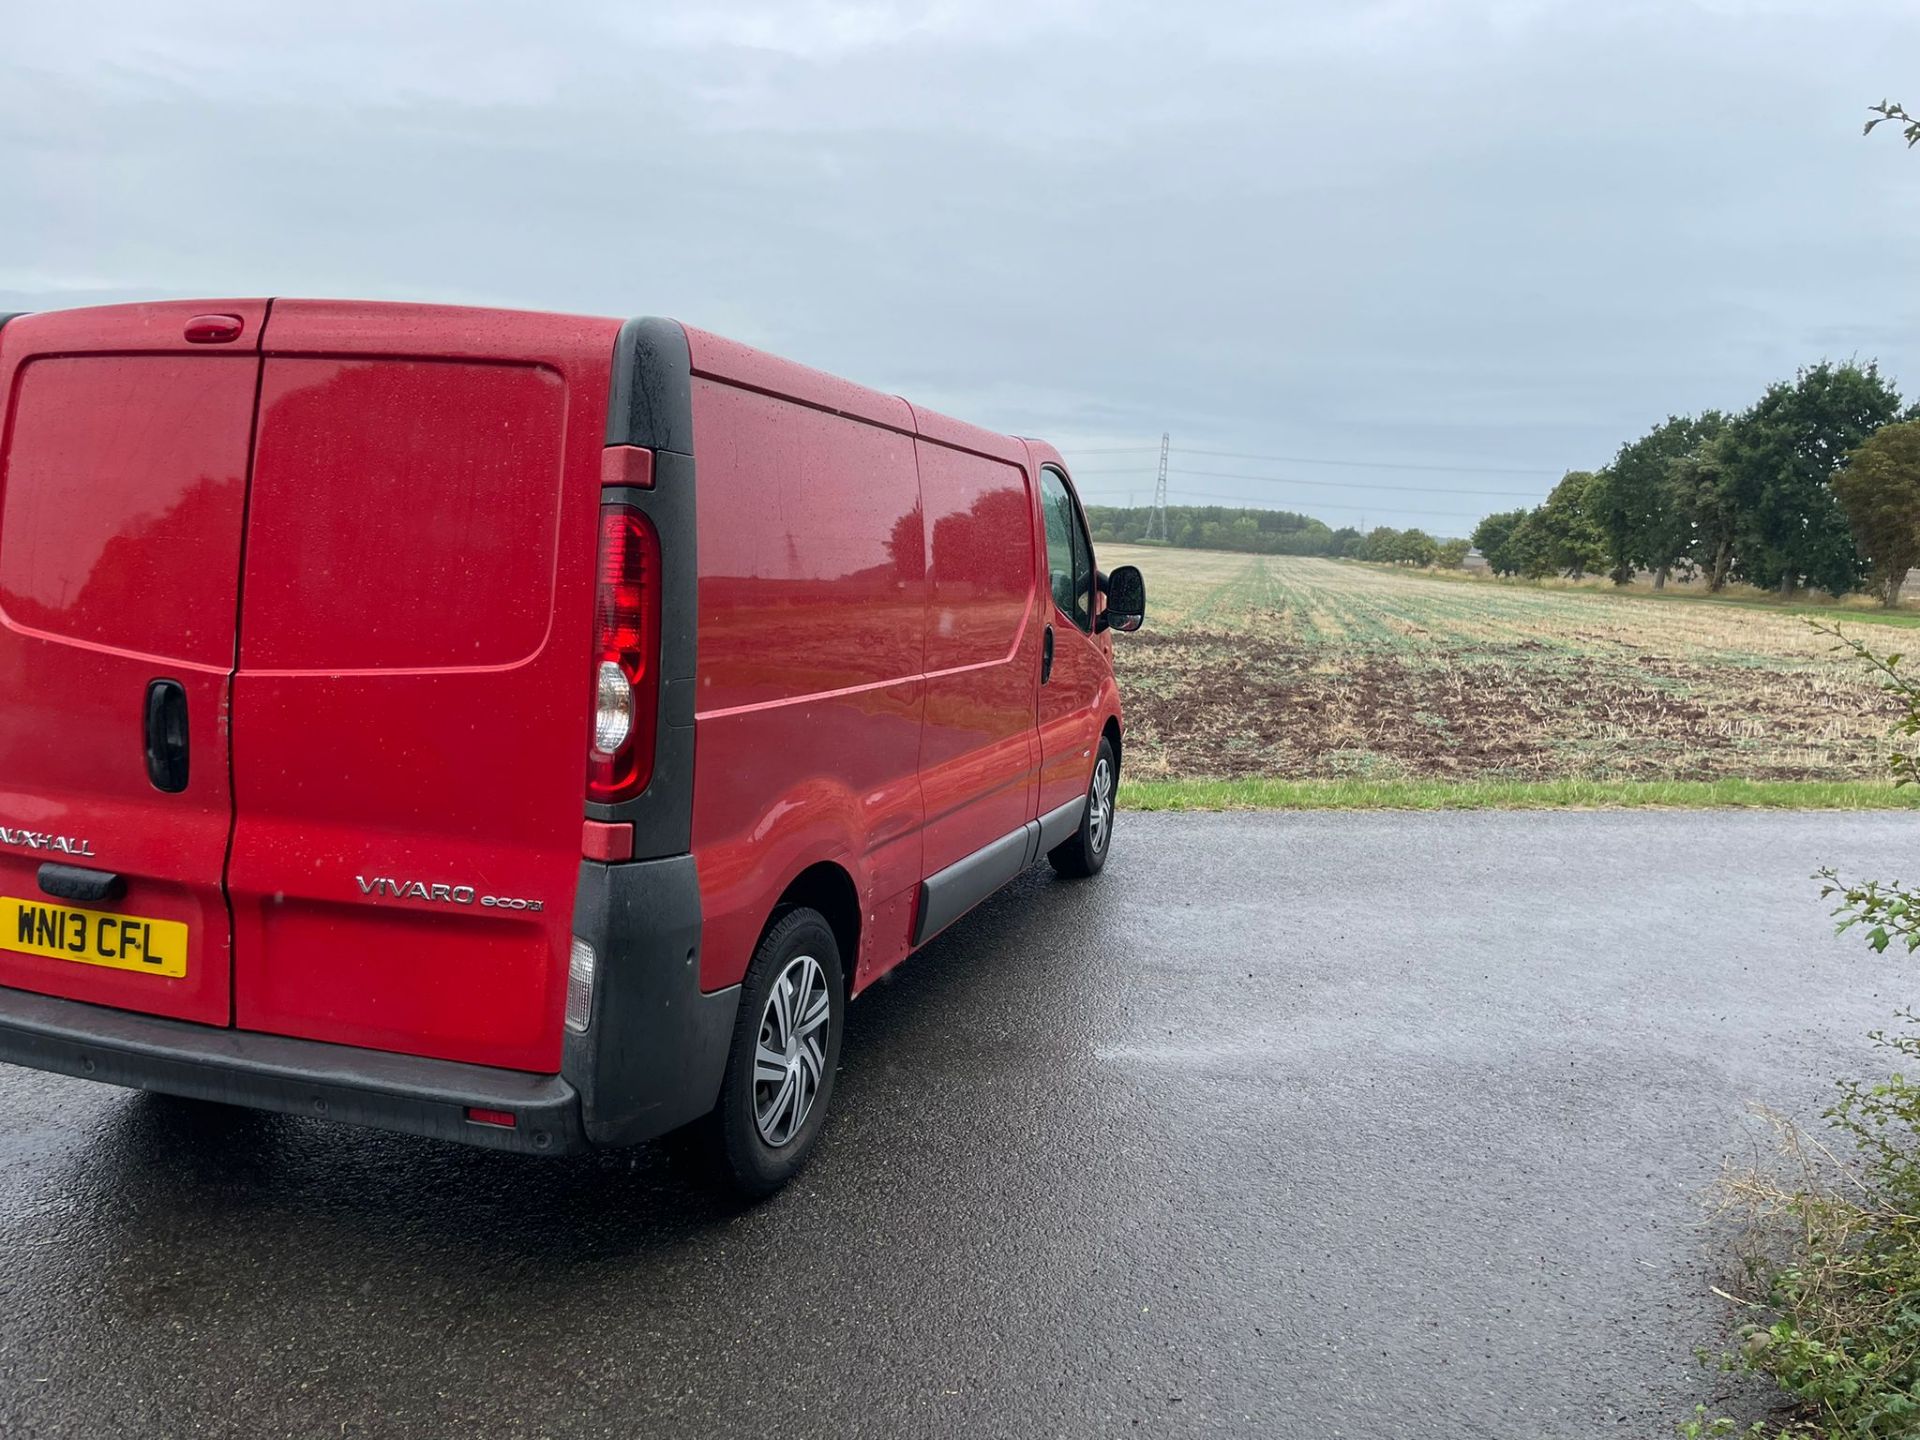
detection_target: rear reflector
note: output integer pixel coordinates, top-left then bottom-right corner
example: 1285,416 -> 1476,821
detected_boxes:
565,937 -> 596,1033
465,1106 -> 517,1129
582,820 -> 634,862
601,444 -> 655,490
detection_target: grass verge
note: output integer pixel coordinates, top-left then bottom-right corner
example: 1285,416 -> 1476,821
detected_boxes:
1120,777 -> 1920,811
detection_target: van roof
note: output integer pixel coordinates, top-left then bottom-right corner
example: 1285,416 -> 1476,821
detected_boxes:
681,321 -> 1028,467
2,299 -> 1044,472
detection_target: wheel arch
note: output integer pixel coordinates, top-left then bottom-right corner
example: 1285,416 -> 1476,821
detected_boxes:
770,861 -> 862,997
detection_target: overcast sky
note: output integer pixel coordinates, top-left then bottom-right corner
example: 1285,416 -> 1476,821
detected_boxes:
6,0 -> 1919,534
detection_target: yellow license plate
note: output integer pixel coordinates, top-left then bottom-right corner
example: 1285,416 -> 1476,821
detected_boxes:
0,897 -> 188,978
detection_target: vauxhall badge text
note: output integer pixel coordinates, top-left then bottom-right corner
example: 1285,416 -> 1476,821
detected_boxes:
0,825 -> 95,858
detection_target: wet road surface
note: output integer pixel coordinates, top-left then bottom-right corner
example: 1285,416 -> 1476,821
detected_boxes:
0,811 -> 1911,1438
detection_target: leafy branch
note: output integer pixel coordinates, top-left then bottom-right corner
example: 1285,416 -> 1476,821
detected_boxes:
1865,100 -> 1920,147
1807,620 -> 1920,788
1819,872 -> 1920,954
1808,620 -> 1920,961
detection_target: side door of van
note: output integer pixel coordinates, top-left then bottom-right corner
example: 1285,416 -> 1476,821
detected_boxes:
912,423 -> 1043,890
1034,462 -> 1107,818
685,362 -> 930,993
0,301 -> 267,1026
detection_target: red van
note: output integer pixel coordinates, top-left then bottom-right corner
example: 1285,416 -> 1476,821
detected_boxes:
0,300 -> 1145,1194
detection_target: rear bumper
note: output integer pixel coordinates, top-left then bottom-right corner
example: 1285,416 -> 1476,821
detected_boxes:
0,982 -> 587,1154
0,853 -> 740,1156
562,852 -> 739,1147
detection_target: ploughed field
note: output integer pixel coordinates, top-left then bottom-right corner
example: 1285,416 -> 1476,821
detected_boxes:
1103,544 -> 1902,784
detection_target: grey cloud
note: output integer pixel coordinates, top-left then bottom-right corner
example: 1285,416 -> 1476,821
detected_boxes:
3,0 -> 1917,533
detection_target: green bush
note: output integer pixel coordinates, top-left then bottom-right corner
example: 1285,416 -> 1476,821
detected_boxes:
1698,1022 -> 1920,1437
1677,1407 -> 1800,1438
1689,621 -> 1920,1437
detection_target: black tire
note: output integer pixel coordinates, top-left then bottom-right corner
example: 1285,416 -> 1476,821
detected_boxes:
707,907 -> 845,1199
1048,736 -> 1116,878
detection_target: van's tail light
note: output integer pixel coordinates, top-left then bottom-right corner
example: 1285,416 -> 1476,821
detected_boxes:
587,503 -> 660,804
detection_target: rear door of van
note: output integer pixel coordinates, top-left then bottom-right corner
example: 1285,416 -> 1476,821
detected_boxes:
0,301 -> 267,1026
224,302 -> 619,1072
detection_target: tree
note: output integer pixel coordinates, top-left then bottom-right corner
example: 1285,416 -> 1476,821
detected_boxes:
1525,471 -> 1606,579
1436,538 -> 1471,568
1504,512 -> 1554,578
1669,435 -> 1740,591
1471,508 -> 1531,576
1833,419 -> 1920,606
1584,464 -> 1632,584
1357,526 -> 1401,562
1717,362 -> 1900,596
1392,528 -> 1438,566
1587,412 -> 1725,587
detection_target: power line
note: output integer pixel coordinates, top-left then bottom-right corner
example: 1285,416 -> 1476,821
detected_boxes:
1073,464 -> 1543,499
1180,494 -> 1475,523
1065,442 -> 1556,475
1168,467 -> 1539,499
1175,446 -> 1555,476
1170,492 -> 1477,522
1076,485 -> 1484,524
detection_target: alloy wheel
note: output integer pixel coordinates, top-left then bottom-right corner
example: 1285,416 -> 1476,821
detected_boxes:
753,953 -> 830,1147
1089,755 -> 1113,854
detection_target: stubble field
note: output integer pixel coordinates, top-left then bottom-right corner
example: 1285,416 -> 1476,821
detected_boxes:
1103,544 -> 1912,797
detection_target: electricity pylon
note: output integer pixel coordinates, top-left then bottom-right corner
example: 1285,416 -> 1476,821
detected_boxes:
1144,432 -> 1170,541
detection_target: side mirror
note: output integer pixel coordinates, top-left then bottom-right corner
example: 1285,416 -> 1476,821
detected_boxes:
1098,565 -> 1146,634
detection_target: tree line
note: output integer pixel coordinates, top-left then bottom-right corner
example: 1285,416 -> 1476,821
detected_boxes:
1084,504 -> 1471,566
1470,361 -> 1920,605
1084,504 -> 1352,556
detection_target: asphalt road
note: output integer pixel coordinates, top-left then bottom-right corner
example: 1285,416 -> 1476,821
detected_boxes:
0,811 -> 1913,1439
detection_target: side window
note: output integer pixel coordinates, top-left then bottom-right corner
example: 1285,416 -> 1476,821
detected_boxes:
1067,498 -> 1093,629
1041,466 -> 1093,631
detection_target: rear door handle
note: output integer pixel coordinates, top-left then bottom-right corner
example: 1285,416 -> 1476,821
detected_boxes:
1041,624 -> 1055,685
38,863 -> 126,903
144,679 -> 189,793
